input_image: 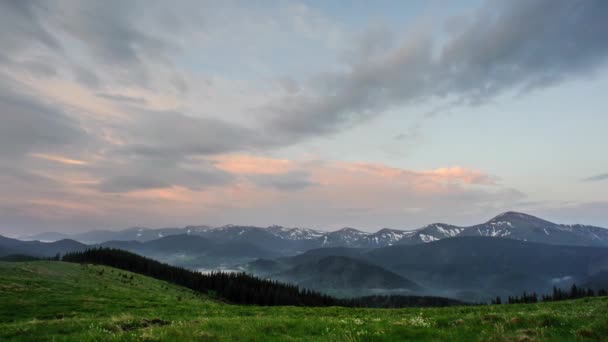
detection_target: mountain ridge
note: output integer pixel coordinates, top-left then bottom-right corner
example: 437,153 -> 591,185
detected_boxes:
18,211 -> 608,249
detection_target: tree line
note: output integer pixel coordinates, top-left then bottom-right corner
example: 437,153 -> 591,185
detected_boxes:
61,248 -> 466,308
491,284 -> 608,305
62,248 -> 337,307
58,248 -> 608,308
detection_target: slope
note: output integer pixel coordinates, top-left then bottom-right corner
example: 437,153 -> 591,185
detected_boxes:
273,256 -> 420,291
1,261 -> 608,341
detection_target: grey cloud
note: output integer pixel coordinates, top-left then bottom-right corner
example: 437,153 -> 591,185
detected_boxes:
0,165 -> 60,188
437,0 -> 608,99
340,26 -> 396,64
278,77 -> 300,94
583,173 -> 608,182
97,93 -> 147,105
533,201 -> 608,228
250,171 -> 316,191
52,1 -> 175,69
91,107 -> 294,192
119,110 -> 278,158
87,111 -> 245,192
0,77 -> 87,158
0,1 -> 61,55
72,65 -> 101,88
0,1 -> 186,89
265,0 -> 608,138
19,60 -> 57,78
96,176 -> 171,193
394,123 -> 422,141
93,154 -> 235,193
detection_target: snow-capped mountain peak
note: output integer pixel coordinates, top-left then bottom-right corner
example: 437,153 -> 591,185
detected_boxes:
23,212 -> 608,249
266,226 -> 325,240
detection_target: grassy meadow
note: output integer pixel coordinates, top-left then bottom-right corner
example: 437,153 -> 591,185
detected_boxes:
1,261 -> 607,341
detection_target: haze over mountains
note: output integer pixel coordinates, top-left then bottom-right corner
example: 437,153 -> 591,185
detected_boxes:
3,211 -> 608,302
242,237 -> 608,301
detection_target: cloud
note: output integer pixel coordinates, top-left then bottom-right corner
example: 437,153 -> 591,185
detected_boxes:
30,153 -> 88,166
532,201 -> 608,228
90,152 -> 235,193
0,77 -> 88,159
54,1 -> 173,67
3,1 -> 607,152
0,144 -> 515,232
96,93 -> 147,105
222,158 -> 520,229
0,1 -> 61,56
0,0 -> 189,91
211,155 -> 316,190
0,1 -> 606,233
263,0 -> 608,138
583,173 -> 608,182
213,155 -> 294,175
116,110 -> 279,158
250,171 -> 316,191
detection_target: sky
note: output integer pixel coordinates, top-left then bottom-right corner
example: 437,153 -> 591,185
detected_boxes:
1,0 -> 608,235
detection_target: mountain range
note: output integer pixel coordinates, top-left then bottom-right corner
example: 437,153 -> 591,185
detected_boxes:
19,212 -> 608,252
3,211 -> 608,302
0,235 -> 87,258
242,237 -> 608,301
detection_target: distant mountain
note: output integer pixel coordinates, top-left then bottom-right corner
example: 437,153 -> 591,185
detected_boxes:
242,247 -> 370,276
99,234 -> 278,263
272,256 -> 420,291
22,226 -> 214,244
392,212 -> 608,247
0,232 -> 279,268
266,225 -> 326,240
0,235 -> 87,257
460,212 -> 608,246
250,236 -> 608,301
16,211 -> 608,252
74,226 -> 212,244
19,232 -> 70,242
277,247 -> 369,267
199,225 -> 317,254
396,223 -> 464,244
365,236 -> 608,301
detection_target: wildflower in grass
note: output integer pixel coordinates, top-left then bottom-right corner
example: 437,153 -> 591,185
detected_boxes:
394,314 -> 434,328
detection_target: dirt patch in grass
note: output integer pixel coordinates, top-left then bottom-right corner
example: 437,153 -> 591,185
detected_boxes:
576,328 -> 595,338
111,318 -> 171,332
482,313 -> 502,323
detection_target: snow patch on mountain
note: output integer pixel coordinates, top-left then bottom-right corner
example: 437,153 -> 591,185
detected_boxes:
419,234 -> 439,242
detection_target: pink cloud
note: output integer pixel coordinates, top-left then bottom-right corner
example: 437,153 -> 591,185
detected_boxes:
5,153 -> 514,231
212,154 -> 294,175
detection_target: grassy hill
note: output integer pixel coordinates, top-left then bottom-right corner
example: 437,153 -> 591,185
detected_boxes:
1,261 -> 608,341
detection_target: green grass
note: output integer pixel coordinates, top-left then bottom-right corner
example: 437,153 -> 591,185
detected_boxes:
1,261 -> 607,341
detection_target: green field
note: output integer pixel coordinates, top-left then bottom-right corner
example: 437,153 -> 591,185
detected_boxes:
1,261 -> 607,341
